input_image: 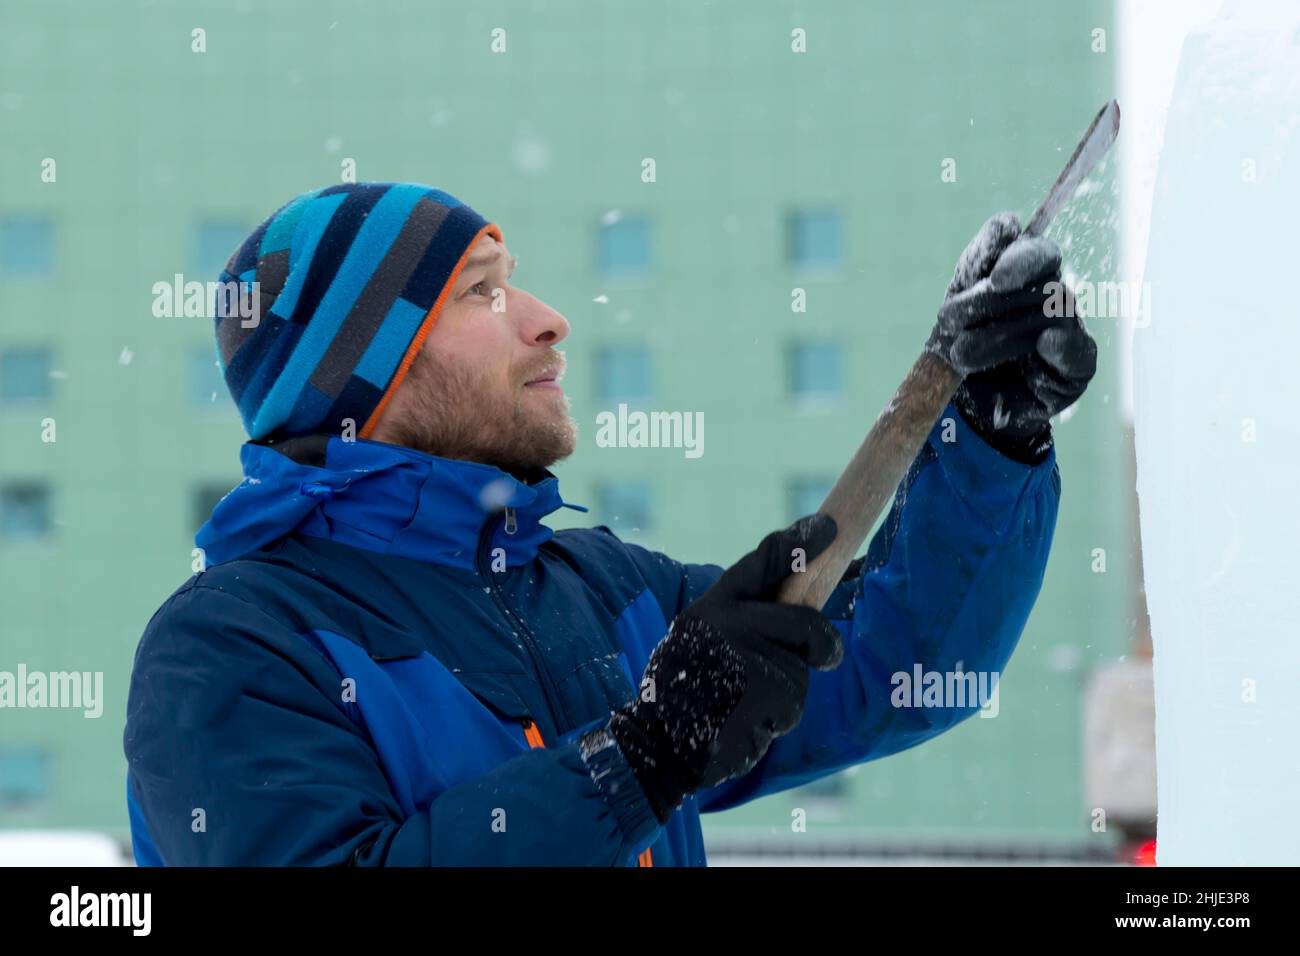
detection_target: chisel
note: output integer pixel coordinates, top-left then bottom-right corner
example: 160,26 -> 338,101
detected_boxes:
777,100 -> 1121,617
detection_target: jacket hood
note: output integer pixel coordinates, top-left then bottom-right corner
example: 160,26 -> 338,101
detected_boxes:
195,435 -> 586,570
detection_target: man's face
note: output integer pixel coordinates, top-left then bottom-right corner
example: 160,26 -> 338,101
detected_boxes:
368,235 -> 577,477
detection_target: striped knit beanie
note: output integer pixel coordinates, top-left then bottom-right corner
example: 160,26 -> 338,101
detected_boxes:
215,182 -> 502,441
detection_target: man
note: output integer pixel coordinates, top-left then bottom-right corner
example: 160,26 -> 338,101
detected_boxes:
124,182 -> 1095,866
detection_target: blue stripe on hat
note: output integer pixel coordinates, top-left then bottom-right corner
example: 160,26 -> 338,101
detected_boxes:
283,382 -> 335,436
399,205 -> 485,311
352,296 -> 427,388
228,218 -> 271,277
270,192 -> 347,325
424,188 -> 465,210
240,320 -> 308,428
259,190 -> 321,257
320,375 -> 384,438
284,185 -> 389,326
223,313 -> 287,406
251,185 -> 428,438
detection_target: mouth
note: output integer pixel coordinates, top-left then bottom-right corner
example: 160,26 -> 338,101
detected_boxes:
523,364 -> 565,392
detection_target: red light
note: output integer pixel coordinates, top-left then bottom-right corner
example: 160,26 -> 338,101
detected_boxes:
1134,839 -> 1157,866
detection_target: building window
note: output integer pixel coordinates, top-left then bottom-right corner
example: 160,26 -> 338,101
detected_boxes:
786,341 -> 844,407
0,748 -> 51,808
595,481 -> 653,536
0,347 -> 53,403
787,477 -> 833,523
0,484 -> 52,541
195,221 -> 249,278
596,345 -> 653,405
190,347 -> 233,411
193,483 -> 233,533
785,209 -> 843,271
598,215 -> 651,279
0,218 -> 54,277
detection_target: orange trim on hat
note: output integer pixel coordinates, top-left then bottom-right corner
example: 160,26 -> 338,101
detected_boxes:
359,221 -> 505,439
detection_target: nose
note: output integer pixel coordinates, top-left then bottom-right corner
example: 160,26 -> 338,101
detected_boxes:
514,289 -> 569,347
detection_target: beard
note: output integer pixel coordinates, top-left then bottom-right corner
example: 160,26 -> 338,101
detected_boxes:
380,346 -> 578,480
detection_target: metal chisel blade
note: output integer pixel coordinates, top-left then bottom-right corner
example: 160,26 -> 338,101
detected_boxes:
1024,99 -> 1121,237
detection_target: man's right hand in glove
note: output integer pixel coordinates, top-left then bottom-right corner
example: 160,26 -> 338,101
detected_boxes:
580,513 -> 843,824
929,212 -> 1098,464
924,211 -> 1064,377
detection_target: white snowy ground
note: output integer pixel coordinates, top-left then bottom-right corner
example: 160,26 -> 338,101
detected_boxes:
0,830 -> 130,866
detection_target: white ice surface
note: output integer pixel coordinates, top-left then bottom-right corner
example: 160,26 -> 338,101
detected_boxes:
1135,0 -> 1300,865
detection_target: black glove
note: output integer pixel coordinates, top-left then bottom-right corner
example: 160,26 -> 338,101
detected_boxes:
940,214 -> 1099,464
586,514 -> 843,823
925,212 -> 1065,377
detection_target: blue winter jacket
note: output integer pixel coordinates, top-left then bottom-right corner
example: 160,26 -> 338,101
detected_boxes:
123,403 -> 1059,866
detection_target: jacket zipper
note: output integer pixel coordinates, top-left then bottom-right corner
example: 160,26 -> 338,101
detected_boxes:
480,512 -> 653,868
476,509 -> 568,731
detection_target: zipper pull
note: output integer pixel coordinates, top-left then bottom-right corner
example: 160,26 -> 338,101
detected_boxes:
521,717 -> 545,749
503,506 -> 517,535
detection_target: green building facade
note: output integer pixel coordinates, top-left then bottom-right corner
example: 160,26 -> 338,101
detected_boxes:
0,0 -> 1125,855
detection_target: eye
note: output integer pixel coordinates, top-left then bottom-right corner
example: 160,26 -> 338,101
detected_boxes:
467,280 -> 489,298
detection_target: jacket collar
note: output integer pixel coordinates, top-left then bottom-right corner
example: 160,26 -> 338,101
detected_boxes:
195,435 -> 586,570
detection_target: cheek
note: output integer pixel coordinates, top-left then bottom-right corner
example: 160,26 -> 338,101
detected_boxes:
426,305 -> 515,389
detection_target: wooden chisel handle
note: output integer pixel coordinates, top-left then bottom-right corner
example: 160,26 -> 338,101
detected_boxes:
776,352 -> 961,610
777,100 -> 1119,613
